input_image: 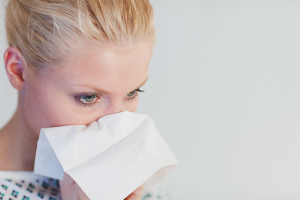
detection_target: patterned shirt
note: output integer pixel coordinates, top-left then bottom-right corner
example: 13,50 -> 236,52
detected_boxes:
0,171 -> 178,200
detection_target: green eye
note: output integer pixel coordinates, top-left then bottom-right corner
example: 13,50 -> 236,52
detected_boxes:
80,95 -> 98,103
126,88 -> 145,99
127,90 -> 137,97
75,94 -> 100,107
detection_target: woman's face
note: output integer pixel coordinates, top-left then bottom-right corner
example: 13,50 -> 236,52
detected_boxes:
22,42 -> 153,135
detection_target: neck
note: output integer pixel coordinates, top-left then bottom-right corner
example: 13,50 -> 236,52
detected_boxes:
0,104 -> 38,171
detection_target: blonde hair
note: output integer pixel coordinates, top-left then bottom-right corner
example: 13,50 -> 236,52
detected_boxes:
5,0 -> 156,75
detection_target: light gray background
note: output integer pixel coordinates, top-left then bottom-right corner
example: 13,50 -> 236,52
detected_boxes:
0,1 -> 299,199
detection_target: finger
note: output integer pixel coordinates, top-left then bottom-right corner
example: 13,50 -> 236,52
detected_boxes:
124,183 -> 145,200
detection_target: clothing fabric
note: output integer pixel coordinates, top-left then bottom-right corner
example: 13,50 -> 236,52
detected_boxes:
0,171 -> 178,200
0,171 -> 60,200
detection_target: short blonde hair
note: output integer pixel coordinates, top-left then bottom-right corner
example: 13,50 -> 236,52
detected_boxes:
5,0 -> 156,75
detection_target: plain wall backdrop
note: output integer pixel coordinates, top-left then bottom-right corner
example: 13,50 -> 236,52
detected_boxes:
0,1 -> 299,199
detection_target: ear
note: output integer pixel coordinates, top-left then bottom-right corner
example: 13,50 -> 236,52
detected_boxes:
3,47 -> 27,90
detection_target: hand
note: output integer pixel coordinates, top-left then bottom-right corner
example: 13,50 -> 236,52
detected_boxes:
124,183 -> 145,200
59,173 -> 89,200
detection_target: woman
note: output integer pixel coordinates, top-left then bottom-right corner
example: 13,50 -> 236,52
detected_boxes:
0,0 -> 177,199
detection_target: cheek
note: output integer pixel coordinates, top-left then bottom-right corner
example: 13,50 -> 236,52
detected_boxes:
23,81 -> 90,134
23,84 -> 71,133
23,85 -> 53,135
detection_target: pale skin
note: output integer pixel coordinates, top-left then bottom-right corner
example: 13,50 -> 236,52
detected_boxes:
0,41 -> 154,200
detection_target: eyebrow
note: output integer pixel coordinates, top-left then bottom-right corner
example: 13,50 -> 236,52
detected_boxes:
73,75 -> 149,94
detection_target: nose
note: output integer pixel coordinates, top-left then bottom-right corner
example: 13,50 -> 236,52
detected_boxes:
102,99 -> 126,117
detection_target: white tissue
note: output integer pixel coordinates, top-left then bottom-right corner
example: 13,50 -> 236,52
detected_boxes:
34,111 -> 178,200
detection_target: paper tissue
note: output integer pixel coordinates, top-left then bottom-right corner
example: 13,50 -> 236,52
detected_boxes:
34,110 -> 178,200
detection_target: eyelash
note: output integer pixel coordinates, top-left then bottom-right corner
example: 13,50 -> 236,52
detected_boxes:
74,88 -> 145,107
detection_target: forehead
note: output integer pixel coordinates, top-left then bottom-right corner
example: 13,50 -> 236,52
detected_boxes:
47,42 -> 153,94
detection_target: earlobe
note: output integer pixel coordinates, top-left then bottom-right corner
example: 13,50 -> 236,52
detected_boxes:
3,47 -> 26,90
